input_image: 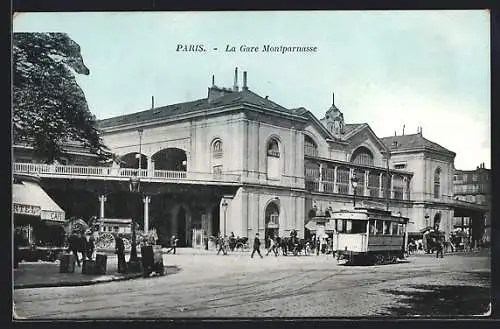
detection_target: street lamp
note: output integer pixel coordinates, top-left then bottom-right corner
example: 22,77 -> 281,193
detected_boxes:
128,176 -> 140,263
221,199 -> 228,236
137,128 -> 144,174
351,174 -> 359,208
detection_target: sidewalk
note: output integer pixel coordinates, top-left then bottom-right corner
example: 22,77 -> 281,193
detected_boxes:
13,254 -> 144,289
13,248 -> 221,290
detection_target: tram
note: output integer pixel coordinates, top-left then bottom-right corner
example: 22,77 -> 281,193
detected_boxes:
331,208 -> 409,265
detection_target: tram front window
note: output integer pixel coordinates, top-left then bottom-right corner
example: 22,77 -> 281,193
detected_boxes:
351,220 -> 367,234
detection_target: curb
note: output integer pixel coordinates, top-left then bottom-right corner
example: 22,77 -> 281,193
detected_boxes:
14,272 -> 143,290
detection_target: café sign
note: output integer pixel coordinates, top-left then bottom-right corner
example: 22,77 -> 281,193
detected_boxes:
41,210 -> 65,222
13,203 -> 41,217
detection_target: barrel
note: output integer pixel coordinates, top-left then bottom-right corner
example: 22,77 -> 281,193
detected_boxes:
59,253 -> 76,273
95,254 -> 107,275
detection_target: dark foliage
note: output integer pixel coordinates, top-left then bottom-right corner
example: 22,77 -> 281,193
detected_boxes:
13,32 -> 112,163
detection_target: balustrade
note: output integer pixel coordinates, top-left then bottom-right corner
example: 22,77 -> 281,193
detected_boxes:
13,162 -> 240,183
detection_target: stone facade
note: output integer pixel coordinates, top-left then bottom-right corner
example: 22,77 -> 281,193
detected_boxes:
14,69 -> 476,246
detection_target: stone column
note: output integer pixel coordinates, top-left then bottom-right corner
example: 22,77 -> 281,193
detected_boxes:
348,168 -> 354,195
319,163 -> 324,192
143,195 -> 151,233
390,174 -> 395,199
99,195 -> 107,219
379,173 -> 383,198
333,166 -> 338,193
403,176 -> 408,200
364,170 -> 370,197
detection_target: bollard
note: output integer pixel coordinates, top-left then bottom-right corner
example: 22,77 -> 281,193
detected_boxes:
59,253 -> 76,273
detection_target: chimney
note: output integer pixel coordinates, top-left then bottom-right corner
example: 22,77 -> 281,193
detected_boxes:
233,67 -> 239,91
151,96 -> 155,109
332,92 -> 335,105
242,71 -> 248,90
394,131 -> 396,136
212,74 -> 215,87
403,124 -> 405,135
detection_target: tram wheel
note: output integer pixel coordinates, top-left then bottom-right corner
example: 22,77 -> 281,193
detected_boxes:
375,255 -> 385,265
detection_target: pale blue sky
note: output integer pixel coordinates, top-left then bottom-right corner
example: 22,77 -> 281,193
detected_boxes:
13,11 -> 490,170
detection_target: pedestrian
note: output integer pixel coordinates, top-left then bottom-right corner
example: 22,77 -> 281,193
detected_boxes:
217,235 -> 228,255
166,235 -> 178,254
115,234 -> 127,273
436,234 -> 444,259
251,233 -> 263,259
266,235 -> 278,256
14,228 -> 23,268
85,230 -> 95,260
316,236 -> 321,256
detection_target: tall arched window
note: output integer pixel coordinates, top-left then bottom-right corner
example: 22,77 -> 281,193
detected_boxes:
267,138 -> 280,157
434,168 -> 441,198
267,137 -> 281,180
212,139 -> 223,158
304,135 -> 318,157
350,147 -> 374,166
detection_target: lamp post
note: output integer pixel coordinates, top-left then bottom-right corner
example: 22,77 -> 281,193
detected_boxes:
221,199 -> 228,236
351,174 -> 359,208
137,128 -> 143,174
128,176 -> 140,263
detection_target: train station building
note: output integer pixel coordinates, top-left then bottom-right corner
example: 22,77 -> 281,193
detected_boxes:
12,68 -> 489,247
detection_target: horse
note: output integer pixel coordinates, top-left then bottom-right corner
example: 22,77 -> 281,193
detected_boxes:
67,234 -> 87,266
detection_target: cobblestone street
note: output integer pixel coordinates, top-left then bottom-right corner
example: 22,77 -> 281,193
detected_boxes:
13,250 -> 491,319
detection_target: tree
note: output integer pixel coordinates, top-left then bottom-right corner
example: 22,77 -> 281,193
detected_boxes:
13,32 -> 112,163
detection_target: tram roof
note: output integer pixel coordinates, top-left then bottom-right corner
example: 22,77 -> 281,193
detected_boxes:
330,207 -> 409,223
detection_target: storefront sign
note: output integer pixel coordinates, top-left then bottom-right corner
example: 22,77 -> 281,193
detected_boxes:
13,203 -> 41,217
41,210 -> 65,222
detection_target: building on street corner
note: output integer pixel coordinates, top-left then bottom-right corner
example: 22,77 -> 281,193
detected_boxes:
12,68 -> 490,249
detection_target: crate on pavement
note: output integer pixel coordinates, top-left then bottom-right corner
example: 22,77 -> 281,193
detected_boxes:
59,253 -> 76,273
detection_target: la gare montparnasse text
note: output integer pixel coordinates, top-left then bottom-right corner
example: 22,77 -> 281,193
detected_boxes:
176,44 -> 318,54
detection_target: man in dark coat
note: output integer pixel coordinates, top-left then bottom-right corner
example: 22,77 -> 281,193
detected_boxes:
166,235 -> 178,254
435,233 -> 444,259
86,231 -> 95,260
115,234 -> 127,273
251,233 -> 263,259
14,228 -> 23,268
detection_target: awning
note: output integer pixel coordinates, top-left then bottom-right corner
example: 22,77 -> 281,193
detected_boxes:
12,180 -> 65,223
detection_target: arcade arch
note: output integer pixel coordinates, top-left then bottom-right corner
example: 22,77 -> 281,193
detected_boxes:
264,201 -> 280,247
152,148 -> 187,171
119,152 -> 148,169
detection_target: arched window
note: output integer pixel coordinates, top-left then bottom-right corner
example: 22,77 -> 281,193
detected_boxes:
212,139 -> 223,158
350,147 -> 374,166
267,138 -> 280,157
434,168 -> 441,198
267,137 -> 281,180
304,135 -> 318,157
